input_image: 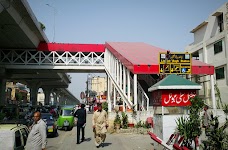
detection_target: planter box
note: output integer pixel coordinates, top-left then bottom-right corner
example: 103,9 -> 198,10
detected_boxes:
119,105 -> 123,112
128,123 -> 134,128
119,128 -> 149,135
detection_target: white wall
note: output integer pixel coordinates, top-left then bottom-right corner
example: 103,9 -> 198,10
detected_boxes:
194,25 -> 207,44
185,3 -> 228,105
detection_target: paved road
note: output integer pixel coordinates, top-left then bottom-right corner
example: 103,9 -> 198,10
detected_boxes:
46,114 -> 154,150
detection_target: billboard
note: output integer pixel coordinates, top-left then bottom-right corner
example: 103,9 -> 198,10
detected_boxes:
159,52 -> 191,74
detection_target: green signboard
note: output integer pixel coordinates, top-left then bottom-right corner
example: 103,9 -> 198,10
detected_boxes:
159,52 -> 191,74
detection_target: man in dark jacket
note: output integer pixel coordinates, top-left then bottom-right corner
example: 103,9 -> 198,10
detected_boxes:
74,103 -> 86,144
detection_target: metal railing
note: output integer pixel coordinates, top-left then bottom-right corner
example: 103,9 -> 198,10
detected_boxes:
0,49 -> 104,66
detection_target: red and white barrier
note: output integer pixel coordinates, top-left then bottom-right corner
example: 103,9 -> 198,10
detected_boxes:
148,132 -> 172,150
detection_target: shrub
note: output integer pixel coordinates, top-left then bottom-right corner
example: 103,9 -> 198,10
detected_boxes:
114,111 -> 121,126
121,112 -> 128,129
102,102 -> 108,112
176,96 -> 204,149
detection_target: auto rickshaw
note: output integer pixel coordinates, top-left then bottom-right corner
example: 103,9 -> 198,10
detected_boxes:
57,107 -> 74,131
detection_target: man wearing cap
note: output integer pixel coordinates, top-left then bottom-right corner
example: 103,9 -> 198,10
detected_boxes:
92,103 -> 108,148
74,103 -> 87,144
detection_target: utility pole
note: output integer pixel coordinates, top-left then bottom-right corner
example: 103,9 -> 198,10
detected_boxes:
46,4 -> 56,42
86,74 -> 92,105
161,50 -> 170,80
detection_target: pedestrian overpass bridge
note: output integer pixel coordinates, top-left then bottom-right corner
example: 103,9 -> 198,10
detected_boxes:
0,41 -> 215,112
0,0 -> 215,112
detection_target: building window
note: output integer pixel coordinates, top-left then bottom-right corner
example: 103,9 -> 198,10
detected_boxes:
217,13 -> 224,32
215,67 -> 225,80
214,41 -> 222,54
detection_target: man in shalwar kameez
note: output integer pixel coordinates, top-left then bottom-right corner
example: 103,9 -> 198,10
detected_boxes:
92,103 -> 108,148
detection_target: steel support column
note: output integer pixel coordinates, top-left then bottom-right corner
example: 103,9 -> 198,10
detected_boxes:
113,87 -> 116,108
127,70 -> 131,108
123,66 -> 126,112
133,74 -> 138,111
107,77 -> 112,112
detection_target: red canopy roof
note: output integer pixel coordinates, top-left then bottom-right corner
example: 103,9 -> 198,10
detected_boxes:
37,42 -> 105,52
36,42 -> 214,75
105,42 -> 214,75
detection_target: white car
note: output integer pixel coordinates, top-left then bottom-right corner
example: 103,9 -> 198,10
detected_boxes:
0,124 -> 29,150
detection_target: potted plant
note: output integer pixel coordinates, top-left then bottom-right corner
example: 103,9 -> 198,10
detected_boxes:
128,105 -> 137,127
121,112 -> 128,129
114,111 -> 121,130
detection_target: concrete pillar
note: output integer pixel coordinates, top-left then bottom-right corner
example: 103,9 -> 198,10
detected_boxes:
27,81 -> 41,106
0,79 -> 6,106
210,75 -> 216,111
65,97 -> 67,105
43,87 -> 52,105
60,94 -> 66,106
59,94 -> 63,105
53,92 -> 58,105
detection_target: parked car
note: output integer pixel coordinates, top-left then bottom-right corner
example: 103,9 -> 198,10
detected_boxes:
41,113 -> 58,137
0,123 -> 29,150
57,107 -> 74,131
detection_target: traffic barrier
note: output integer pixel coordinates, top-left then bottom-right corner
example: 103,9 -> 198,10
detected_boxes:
148,131 -> 187,150
148,132 -> 172,150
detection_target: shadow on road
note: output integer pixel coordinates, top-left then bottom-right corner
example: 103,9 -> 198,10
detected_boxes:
103,142 -> 112,147
84,137 -> 92,142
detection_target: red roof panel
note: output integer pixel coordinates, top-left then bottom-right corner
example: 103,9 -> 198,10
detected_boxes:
106,42 -> 214,75
37,42 -> 105,52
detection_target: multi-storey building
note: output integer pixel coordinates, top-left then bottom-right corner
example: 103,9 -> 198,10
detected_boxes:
185,2 -> 228,106
91,76 -> 107,96
6,82 -> 28,104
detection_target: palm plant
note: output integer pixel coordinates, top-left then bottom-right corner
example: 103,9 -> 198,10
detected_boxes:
175,96 -> 204,149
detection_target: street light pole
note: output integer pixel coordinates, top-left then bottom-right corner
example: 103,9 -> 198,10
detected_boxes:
86,74 -> 92,105
46,4 -> 56,42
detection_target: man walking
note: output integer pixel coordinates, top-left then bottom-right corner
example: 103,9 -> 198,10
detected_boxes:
26,111 -> 47,150
92,103 -> 108,148
202,105 -> 212,136
74,103 -> 87,144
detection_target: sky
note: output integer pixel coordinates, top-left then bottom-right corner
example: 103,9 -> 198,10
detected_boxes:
27,0 -> 227,100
